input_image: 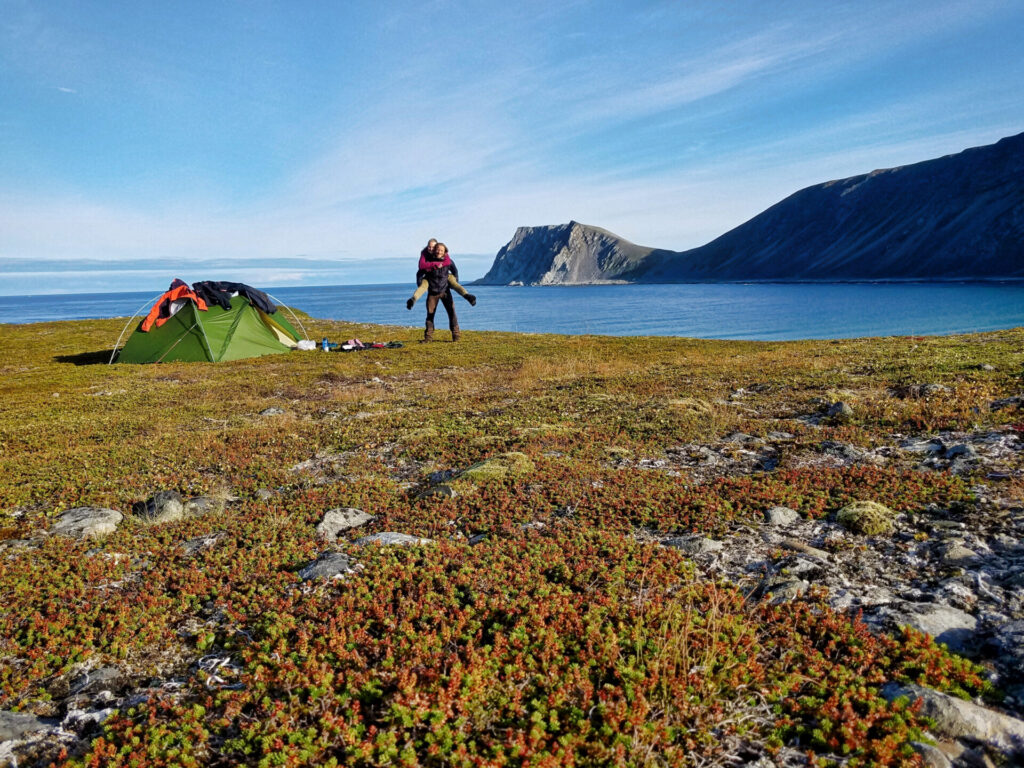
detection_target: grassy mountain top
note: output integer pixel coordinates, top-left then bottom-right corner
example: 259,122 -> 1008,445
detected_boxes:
2,316 -> 1023,766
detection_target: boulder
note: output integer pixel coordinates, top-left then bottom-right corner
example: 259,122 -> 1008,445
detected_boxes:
879,603 -> 978,653
316,507 -> 375,543
0,709 -> 50,741
298,552 -> 355,581
881,683 -> 1024,755
836,500 -> 894,535
69,666 -> 125,695
355,532 -> 433,548
764,506 -> 801,526
132,491 -> 185,525
49,507 -> 123,539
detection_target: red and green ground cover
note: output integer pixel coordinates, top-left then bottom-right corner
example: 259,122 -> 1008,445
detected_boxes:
1,318 -> 1021,766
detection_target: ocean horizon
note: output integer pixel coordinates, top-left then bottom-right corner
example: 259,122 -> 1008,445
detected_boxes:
2,281 -> 1023,342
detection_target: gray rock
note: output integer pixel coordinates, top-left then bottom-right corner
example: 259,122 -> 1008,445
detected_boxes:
880,603 -> 978,653
902,438 -> 946,454
468,533 -> 488,545
910,741 -> 953,768
132,491 -> 185,525
881,683 -> 1024,755
316,507 -> 375,543
0,709 -> 50,741
766,431 -> 794,440
663,536 -> 724,555
763,578 -> 810,601
764,506 -> 801,526
69,666 -> 124,695
821,440 -> 865,460
49,507 -> 123,539
298,551 -> 355,581
827,401 -> 854,419
990,395 -> 1022,412
259,407 -> 285,416
354,532 -> 433,548
183,496 -> 224,516
920,383 -> 953,397
979,363 -> 996,371
417,484 -> 457,500
945,444 -> 978,460
180,532 -> 225,556
939,542 -> 981,567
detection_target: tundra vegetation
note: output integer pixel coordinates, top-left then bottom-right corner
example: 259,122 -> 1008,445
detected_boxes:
1,316 -> 1022,766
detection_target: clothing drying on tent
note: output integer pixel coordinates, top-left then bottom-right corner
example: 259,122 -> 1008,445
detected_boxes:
115,279 -> 303,364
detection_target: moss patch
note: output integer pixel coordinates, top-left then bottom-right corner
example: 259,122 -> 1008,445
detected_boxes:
836,500 -> 896,535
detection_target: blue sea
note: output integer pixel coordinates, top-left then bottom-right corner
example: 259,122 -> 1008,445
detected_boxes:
2,283 -> 1023,341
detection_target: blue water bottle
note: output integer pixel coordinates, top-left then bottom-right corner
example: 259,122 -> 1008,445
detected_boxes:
321,337 -> 329,351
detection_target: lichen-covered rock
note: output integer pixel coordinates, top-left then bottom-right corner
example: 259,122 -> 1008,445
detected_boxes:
458,452 -> 535,484
49,507 -> 123,539
836,500 -> 894,535
183,495 -> 225,517
355,532 -> 433,548
0,709 -> 50,741
316,507 -> 375,542
764,506 -> 800,526
132,490 -> 185,525
298,552 -> 355,581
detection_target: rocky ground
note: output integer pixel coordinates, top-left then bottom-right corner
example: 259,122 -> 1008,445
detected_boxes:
2,320 -> 1023,766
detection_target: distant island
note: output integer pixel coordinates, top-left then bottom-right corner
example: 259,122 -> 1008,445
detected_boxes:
475,131 -> 1024,284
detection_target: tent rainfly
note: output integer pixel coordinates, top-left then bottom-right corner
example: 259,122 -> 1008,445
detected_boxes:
113,279 -> 304,364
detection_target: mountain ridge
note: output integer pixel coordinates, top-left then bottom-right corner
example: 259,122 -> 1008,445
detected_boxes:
475,132 -> 1024,284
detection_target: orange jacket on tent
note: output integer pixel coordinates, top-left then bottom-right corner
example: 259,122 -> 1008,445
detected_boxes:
140,279 -> 208,331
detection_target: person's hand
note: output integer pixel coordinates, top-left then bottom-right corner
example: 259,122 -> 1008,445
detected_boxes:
406,298 -> 415,310
466,294 -> 477,306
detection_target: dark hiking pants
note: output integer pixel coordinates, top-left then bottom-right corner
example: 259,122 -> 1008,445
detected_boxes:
425,291 -> 458,333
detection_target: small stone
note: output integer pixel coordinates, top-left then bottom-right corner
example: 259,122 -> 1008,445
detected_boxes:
183,496 -> 224,517
417,484 -> 457,500
0,709 -> 50,741
316,507 -> 375,543
259,407 -> 285,416
355,532 -> 433,547
468,533 -> 488,545
827,401 -> 854,420
298,551 -> 355,581
69,666 -> 124,695
49,507 -> 123,539
132,491 -> 185,525
978,363 -> 996,371
836,500 -> 894,535
663,536 -> 724,555
180,532 -> 225,556
763,578 -> 809,602
779,538 -> 831,561
920,383 -> 953,397
939,542 -> 980,567
764,506 -> 801,526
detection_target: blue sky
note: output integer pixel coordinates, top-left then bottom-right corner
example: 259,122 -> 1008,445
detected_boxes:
1,0 -> 1022,295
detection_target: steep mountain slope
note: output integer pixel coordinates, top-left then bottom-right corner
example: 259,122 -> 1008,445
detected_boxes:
476,132 -> 1024,284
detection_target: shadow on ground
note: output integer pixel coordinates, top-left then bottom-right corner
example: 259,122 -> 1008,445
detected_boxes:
55,350 -> 115,366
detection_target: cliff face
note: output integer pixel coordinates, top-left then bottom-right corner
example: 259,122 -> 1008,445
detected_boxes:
475,132 -> 1024,284
477,221 -> 668,285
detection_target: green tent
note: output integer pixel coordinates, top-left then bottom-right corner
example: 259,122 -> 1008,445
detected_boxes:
116,294 -> 303,364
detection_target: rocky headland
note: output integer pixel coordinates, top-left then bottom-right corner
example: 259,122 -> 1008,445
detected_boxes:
476,132 -> 1024,285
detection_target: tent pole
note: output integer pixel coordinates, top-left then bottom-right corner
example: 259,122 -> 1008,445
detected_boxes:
265,293 -> 309,340
108,293 -> 163,364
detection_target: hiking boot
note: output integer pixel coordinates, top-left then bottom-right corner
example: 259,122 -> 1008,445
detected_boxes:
465,293 -> 477,306
422,322 -> 434,343
406,297 -> 415,310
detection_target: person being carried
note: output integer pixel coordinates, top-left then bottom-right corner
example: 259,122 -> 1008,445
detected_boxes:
406,241 -> 475,342
407,239 -> 477,311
